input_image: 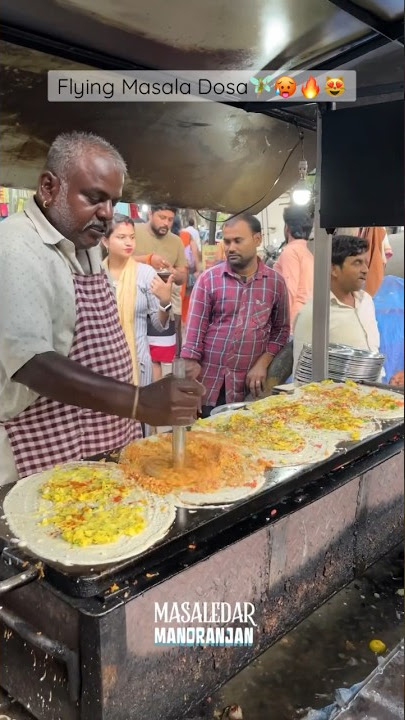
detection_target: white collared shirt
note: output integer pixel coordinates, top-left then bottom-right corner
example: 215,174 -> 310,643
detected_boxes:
0,198 -> 102,484
293,290 -> 380,375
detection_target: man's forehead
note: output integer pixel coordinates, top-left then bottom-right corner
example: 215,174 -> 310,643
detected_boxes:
153,209 -> 175,218
347,252 -> 368,262
67,152 -> 124,188
115,221 -> 133,228
223,220 -> 251,236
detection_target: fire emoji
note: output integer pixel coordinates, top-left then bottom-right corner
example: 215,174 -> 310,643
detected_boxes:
301,76 -> 320,99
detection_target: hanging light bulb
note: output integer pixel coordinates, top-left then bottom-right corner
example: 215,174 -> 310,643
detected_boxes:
141,204 -> 149,213
293,184 -> 311,206
292,134 -> 312,206
293,189 -> 311,205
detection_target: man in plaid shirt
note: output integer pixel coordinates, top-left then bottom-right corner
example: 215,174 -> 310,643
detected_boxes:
181,213 -> 290,415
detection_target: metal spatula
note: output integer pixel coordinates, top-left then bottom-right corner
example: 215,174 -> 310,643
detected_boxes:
143,358 -> 187,477
172,357 -> 186,469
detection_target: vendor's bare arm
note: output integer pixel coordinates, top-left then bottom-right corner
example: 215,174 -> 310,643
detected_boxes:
14,352 -> 138,417
14,352 -> 204,424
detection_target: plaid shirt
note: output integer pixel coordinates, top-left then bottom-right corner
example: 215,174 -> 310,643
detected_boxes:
181,259 -> 290,405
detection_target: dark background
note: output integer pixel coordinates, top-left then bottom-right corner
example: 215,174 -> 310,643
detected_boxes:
320,100 -> 404,228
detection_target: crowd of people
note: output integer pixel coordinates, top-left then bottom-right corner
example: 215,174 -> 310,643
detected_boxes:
0,130 -> 402,485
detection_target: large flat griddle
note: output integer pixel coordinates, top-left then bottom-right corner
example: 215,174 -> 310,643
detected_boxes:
0,415 -> 403,602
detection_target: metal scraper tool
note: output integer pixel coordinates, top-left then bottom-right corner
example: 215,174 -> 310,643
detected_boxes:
172,357 -> 186,469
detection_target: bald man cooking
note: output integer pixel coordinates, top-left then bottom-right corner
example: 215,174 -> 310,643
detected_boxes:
0,131 -> 203,485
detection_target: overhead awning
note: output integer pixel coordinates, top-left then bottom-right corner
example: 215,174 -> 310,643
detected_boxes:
0,0 -> 402,209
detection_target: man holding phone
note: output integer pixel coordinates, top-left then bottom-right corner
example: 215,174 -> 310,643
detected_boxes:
133,204 -> 187,378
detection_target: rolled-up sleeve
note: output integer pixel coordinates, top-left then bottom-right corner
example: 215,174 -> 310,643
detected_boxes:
0,240 -> 55,379
266,273 -> 291,356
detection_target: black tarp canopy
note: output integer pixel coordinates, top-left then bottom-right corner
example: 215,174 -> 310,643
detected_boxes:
0,0 -> 403,209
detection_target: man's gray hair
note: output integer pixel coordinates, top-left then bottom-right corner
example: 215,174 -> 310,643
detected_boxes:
45,131 -> 127,179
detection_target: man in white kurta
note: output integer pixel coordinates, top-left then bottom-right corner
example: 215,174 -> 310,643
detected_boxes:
293,234 -> 380,376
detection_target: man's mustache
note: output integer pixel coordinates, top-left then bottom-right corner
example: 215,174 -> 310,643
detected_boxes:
82,220 -> 110,233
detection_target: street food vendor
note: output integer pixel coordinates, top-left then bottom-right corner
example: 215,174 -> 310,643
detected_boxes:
0,131 -> 203,486
181,213 -> 290,416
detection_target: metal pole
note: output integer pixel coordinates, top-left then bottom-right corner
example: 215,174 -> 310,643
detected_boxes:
208,210 -> 217,245
311,107 -> 332,381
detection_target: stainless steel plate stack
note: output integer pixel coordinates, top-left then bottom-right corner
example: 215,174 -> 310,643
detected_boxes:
295,343 -> 385,383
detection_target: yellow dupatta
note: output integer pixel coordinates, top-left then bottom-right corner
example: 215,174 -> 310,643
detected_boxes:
103,256 -> 139,385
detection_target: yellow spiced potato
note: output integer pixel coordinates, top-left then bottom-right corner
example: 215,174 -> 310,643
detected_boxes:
39,465 -> 146,546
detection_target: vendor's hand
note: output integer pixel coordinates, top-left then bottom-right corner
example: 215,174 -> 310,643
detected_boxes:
246,358 -> 269,398
137,376 -> 205,426
151,254 -> 171,272
150,274 -> 173,305
184,359 -> 202,380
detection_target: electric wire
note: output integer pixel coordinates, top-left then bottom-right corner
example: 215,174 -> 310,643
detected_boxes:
196,129 -> 305,225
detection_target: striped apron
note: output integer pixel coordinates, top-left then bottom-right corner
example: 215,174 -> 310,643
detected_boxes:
4,272 -> 142,479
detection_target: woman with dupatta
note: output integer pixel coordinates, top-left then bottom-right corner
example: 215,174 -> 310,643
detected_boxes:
102,214 -> 173,397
